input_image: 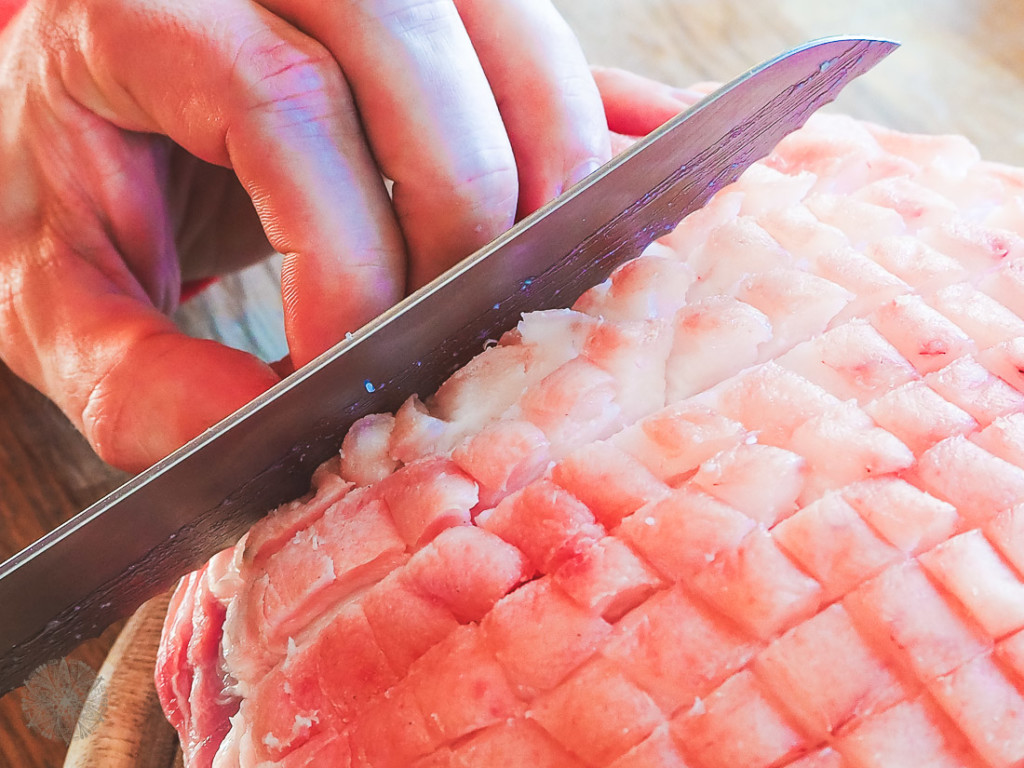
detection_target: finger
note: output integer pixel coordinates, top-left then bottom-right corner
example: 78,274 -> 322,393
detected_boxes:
58,0 -> 406,366
259,0 -> 520,290
170,153 -> 275,282
454,0 -> 612,217
591,66 -> 700,137
0,237 -> 280,473
17,79 -> 183,315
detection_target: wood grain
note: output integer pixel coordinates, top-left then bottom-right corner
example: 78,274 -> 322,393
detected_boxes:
63,593 -> 180,768
0,1 -> 1020,765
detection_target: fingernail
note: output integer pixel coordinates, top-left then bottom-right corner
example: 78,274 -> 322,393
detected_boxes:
567,158 -> 603,188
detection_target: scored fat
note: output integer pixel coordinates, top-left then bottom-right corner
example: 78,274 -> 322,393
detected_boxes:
156,112 -> 1024,768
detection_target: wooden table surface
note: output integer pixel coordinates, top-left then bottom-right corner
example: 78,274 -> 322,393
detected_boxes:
1,1 -> 1022,765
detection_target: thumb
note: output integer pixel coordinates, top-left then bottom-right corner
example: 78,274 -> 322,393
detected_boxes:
2,239 -> 279,473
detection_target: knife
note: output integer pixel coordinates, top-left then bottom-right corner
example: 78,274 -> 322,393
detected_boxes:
0,36 -> 897,695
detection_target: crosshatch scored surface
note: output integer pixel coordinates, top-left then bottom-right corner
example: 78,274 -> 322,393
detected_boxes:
157,112 -> 1024,768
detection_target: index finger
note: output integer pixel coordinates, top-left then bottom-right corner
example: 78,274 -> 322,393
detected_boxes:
61,0 -> 408,366
260,0 -> 522,291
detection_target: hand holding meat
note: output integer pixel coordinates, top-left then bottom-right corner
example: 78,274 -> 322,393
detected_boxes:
0,0 -> 689,473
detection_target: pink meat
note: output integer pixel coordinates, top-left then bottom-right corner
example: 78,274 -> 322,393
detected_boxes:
157,112 -> 1024,767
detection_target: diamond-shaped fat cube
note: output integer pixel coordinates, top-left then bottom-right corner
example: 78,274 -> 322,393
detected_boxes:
481,577 -> 611,695
863,234 -> 965,292
929,282 -> 1024,348
929,654 -> 1024,768
735,268 -> 852,359
689,527 -> 822,641
788,401 -> 914,505
774,494 -> 902,601
986,504 -> 1024,575
314,603 -> 399,719
315,495 -> 409,589
868,293 -> 973,374
612,402 -> 746,484
601,584 -> 759,714
361,572 -> 459,675
551,441 -> 670,530
450,419 -> 550,509
257,541 -> 337,643
776,320 -> 919,405
618,487 -> 756,583
244,470 -> 350,566
920,217 -> 1024,274
349,681 -> 442,768
658,188 -> 742,262
752,603 -> 906,739
406,624 -> 521,741
519,357 -> 621,451
841,478 -> 959,555
552,536 -> 664,622
374,458 -> 477,547
972,412 -> 1024,470
692,442 -> 807,526
756,202 -> 848,258
607,725 -> 691,768
914,437 -> 1024,528
925,355 -> 1024,427
670,670 -> 809,768
864,381 -> 977,455
684,217 -> 793,300
477,480 -> 604,573
980,255 -> 1024,318
804,243 -> 906,319
704,362 -> 840,448
665,295 -> 772,401
448,718 -> 586,768
574,249 -> 694,324
843,561 -> 989,682
249,658 -> 326,760
261,494 -> 407,644
920,529 -> 1024,639
836,695 -> 986,768
859,177 -> 959,234
977,336 -> 1024,395
404,525 -> 530,624
529,657 -> 664,766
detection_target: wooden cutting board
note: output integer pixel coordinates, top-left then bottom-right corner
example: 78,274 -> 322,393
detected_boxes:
63,593 -> 182,768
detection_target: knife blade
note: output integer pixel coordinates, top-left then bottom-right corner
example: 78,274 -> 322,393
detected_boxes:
0,36 -> 897,695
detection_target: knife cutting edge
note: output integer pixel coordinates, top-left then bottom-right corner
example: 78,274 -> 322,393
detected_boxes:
0,36 -> 898,695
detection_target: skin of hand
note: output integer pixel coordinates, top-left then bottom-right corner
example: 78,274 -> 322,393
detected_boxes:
0,0 -> 697,474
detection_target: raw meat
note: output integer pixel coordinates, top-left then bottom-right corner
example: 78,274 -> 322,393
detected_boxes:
157,112 -> 1024,768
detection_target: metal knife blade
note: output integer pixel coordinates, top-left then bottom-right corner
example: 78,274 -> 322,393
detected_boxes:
0,36 -> 897,695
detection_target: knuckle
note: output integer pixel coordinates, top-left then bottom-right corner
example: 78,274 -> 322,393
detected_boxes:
449,154 -> 519,220
79,335 -> 153,471
375,0 -> 457,35
78,335 -> 129,464
231,30 -> 349,124
80,373 -> 127,466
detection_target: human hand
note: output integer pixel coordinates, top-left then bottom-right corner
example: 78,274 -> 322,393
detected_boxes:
0,0 -> 693,473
